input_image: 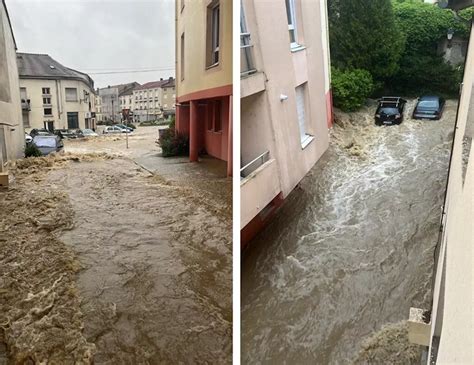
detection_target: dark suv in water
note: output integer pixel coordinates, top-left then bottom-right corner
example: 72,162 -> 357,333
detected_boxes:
413,96 -> 445,120
375,97 -> 407,126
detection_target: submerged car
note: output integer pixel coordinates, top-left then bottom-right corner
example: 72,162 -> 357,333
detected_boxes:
375,97 -> 407,126
103,126 -> 124,134
30,128 -> 53,138
80,128 -> 98,137
115,124 -> 133,133
413,96 -> 445,120
32,135 -> 64,155
54,129 -> 85,139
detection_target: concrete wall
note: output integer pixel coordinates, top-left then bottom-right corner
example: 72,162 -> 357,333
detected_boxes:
20,78 -> 96,131
176,0 -> 232,100
0,1 -> 24,166
425,21 -> 474,363
240,0 -> 331,229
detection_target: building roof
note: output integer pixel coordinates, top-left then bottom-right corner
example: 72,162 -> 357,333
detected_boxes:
17,53 -> 94,89
134,77 -> 175,91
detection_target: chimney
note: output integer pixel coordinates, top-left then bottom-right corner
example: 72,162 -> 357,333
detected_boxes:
160,78 -> 163,81
169,77 -> 173,81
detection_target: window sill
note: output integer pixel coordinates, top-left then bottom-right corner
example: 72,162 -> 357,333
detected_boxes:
291,45 -> 306,53
66,100 -> 78,102
301,134 -> 314,149
205,62 -> 219,70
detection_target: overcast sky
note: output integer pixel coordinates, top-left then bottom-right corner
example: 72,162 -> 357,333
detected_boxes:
7,0 -> 175,89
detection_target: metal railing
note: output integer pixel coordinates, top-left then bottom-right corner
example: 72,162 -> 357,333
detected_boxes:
240,150 -> 270,178
241,32 -> 257,77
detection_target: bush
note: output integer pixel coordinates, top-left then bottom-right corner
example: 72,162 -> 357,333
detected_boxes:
332,68 -> 374,112
25,143 -> 42,158
158,126 -> 189,157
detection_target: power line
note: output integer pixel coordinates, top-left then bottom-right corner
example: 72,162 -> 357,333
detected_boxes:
86,67 -> 175,75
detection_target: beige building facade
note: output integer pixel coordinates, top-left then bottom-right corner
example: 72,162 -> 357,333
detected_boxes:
132,78 -> 175,122
0,0 -> 24,170
407,2 -> 473,362
240,0 -> 332,244
18,53 -> 96,131
175,0 -> 233,176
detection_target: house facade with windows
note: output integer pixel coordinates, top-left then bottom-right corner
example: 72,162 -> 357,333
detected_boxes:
175,0 -> 233,176
0,0 -> 24,172
240,0 -> 332,245
131,77 -> 175,122
17,53 -> 96,131
98,82 -> 139,123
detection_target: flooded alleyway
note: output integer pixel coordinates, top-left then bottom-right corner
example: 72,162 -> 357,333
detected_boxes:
241,100 -> 457,364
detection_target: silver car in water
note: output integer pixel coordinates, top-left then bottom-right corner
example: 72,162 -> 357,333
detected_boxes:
32,135 -> 64,155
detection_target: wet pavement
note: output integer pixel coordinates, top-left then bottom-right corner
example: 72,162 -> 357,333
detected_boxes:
241,100 -> 457,364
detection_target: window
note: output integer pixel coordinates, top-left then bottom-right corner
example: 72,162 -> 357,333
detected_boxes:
206,1 -> 220,67
43,108 -> 53,116
43,97 -> 51,105
42,87 -> 51,95
65,88 -> 78,102
295,83 -> 312,147
180,33 -> 185,81
285,0 -> 299,48
207,100 -> 222,132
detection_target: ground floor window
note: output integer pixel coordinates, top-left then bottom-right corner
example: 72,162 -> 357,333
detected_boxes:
295,83 -> 312,147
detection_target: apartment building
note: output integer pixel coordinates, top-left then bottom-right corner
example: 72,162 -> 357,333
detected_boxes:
240,0 -> 332,245
18,53 -> 96,131
98,82 -> 139,123
175,0 -> 233,176
0,0 -> 24,173
95,93 -> 103,123
407,1 -> 473,361
132,77 -> 175,122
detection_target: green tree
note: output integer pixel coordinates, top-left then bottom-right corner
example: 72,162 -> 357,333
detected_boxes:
388,1 -> 469,96
328,0 -> 405,83
332,68 -> 374,112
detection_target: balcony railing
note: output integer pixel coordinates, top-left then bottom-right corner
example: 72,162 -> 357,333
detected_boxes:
241,150 -> 270,178
21,99 -> 31,111
241,32 -> 257,77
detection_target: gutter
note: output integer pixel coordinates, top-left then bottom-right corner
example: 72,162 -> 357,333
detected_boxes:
3,0 -> 17,50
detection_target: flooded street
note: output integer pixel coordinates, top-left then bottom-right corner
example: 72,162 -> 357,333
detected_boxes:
0,127 -> 232,364
241,100 -> 457,364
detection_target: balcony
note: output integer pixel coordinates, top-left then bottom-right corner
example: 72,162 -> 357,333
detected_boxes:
241,152 -> 281,228
21,99 -> 31,111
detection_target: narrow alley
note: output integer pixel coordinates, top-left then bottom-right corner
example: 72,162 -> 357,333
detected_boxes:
241,100 -> 458,363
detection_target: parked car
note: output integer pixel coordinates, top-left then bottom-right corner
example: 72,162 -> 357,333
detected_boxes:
32,135 -> 64,155
80,129 -> 98,137
30,128 -> 53,138
375,97 -> 407,126
103,126 -> 124,134
25,133 -> 33,144
413,96 -> 445,120
54,129 -> 83,139
115,124 -> 133,133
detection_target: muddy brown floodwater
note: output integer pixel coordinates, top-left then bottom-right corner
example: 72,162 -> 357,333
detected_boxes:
241,100 -> 457,364
52,158 -> 232,364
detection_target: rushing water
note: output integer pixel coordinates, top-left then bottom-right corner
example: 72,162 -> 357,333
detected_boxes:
48,157 -> 232,364
241,100 -> 457,364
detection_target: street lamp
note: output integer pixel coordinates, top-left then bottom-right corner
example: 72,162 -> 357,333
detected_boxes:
447,28 -> 454,48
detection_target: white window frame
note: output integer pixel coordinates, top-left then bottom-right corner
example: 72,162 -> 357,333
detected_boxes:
211,3 -> 220,65
286,0 -> 299,49
295,83 -> 313,148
